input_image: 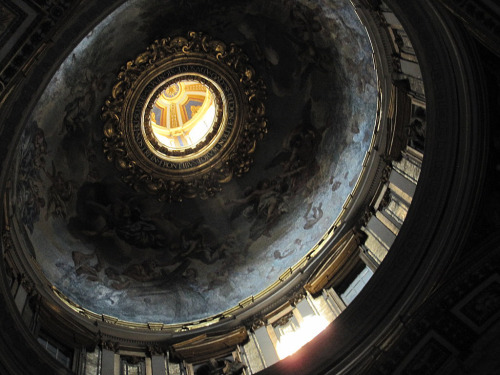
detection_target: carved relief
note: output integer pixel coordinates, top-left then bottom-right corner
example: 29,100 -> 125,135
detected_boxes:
407,106 -> 426,153
378,188 -> 392,211
101,339 -> 120,352
251,318 -> 266,331
381,164 -> 392,184
272,312 -> 294,327
289,290 -> 306,306
20,277 -> 35,296
146,345 -> 166,356
359,207 -> 375,227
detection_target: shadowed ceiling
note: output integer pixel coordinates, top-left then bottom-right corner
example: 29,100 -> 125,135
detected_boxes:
10,0 -> 377,323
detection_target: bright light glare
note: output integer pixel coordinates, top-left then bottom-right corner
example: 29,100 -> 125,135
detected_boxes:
153,102 -> 216,149
186,104 -> 216,144
276,315 -> 329,359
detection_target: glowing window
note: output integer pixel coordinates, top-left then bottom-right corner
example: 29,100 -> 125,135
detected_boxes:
275,315 -> 329,359
149,80 -> 217,150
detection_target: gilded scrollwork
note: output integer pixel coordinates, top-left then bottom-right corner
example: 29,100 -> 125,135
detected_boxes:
102,32 -> 266,201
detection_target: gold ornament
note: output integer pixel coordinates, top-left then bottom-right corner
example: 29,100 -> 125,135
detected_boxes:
102,32 -> 267,201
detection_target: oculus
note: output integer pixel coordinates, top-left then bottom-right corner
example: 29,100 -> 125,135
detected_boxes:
142,74 -> 225,160
149,80 -> 217,151
102,32 -> 267,201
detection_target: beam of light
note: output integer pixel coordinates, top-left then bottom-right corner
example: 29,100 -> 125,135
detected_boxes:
276,315 -> 329,360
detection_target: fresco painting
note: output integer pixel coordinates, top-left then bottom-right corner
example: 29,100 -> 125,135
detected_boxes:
12,0 -> 377,323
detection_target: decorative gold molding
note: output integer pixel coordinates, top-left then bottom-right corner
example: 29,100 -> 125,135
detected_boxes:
171,327 -> 248,362
102,31 -> 267,201
304,230 -> 360,295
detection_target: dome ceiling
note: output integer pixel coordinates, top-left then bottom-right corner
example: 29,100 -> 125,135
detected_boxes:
10,0 -> 377,323
151,80 -> 216,149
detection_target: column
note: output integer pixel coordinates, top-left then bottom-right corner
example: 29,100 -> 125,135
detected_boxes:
145,357 -> 152,375
151,354 -> 166,375
101,348 -> 119,375
308,291 -> 337,322
359,245 -> 380,272
365,214 -> 396,248
323,288 -> 347,317
241,333 -> 265,374
253,326 -> 279,366
389,170 -> 416,205
166,351 -> 181,375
